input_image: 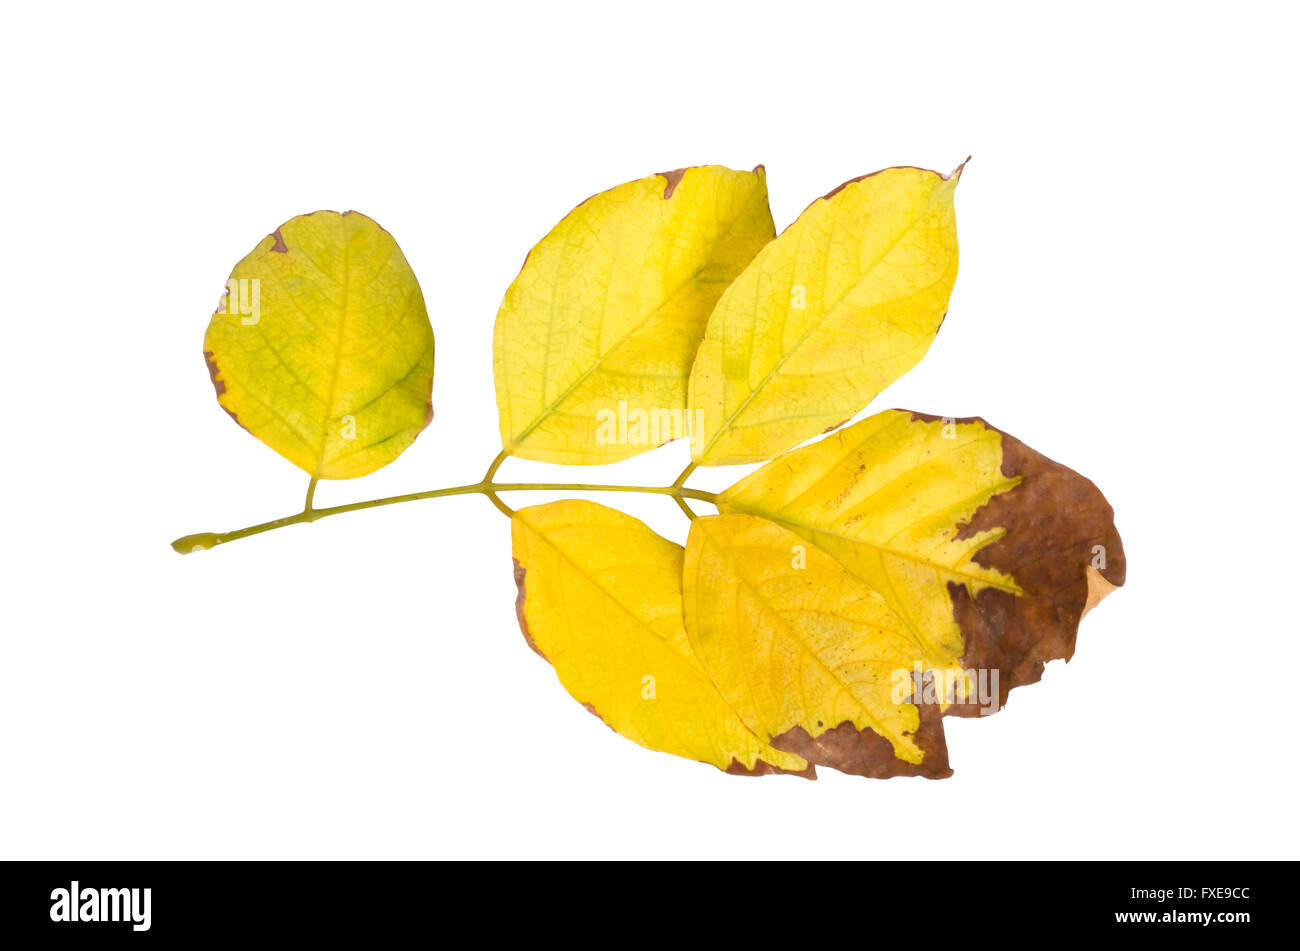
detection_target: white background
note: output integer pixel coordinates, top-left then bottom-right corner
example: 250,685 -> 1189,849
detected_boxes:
2,1 -> 1296,859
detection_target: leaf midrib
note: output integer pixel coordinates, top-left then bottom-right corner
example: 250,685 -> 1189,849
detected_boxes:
313,215 -> 352,478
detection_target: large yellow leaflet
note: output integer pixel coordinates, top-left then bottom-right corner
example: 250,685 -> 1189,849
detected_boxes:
510,500 -> 810,776
689,165 -> 962,466
204,211 -> 434,479
683,514 -> 951,778
493,166 -> 774,464
719,410 -> 1126,707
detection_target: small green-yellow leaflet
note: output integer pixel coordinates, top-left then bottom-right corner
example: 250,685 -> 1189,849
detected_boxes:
204,210 -> 434,479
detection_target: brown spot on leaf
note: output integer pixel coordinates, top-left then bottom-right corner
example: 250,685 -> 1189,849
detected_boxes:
578,701 -> 619,737
907,412 -> 1126,716
220,404 -> 248,432
204,351 -> 247,432
421,364 -> 435,431
769,675 -> 952,779
725,757 -> 817,780
203,350 -> 226,397
822,417 -> 849,435
511,557 -> 547,659
269,229 -> 288,253
657,167 -> 688,199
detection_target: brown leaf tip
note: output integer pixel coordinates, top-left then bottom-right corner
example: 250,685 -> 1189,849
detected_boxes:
269,229 -> 288,253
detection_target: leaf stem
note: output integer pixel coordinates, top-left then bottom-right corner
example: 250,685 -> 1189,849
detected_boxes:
480,450 -> 514,516
482,451 -> 508,484
669,461 -> 700,518
171,478 -> 718,554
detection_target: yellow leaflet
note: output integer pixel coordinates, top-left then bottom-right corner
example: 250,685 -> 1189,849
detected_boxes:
493,166 -> 774,464
689,164 -> 962,466
683,514 -> 942,772
719,410 -> 1019,678
511,500 -> 809,776
204,211 -> 434,479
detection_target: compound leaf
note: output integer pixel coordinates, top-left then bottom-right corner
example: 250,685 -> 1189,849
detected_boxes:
683,513 -> 951,778
510,500 -> 811,776
719,409 -> 1126,712
494,166 -> 774,464
689,164 -> 963,466
203,210 -> 434,480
